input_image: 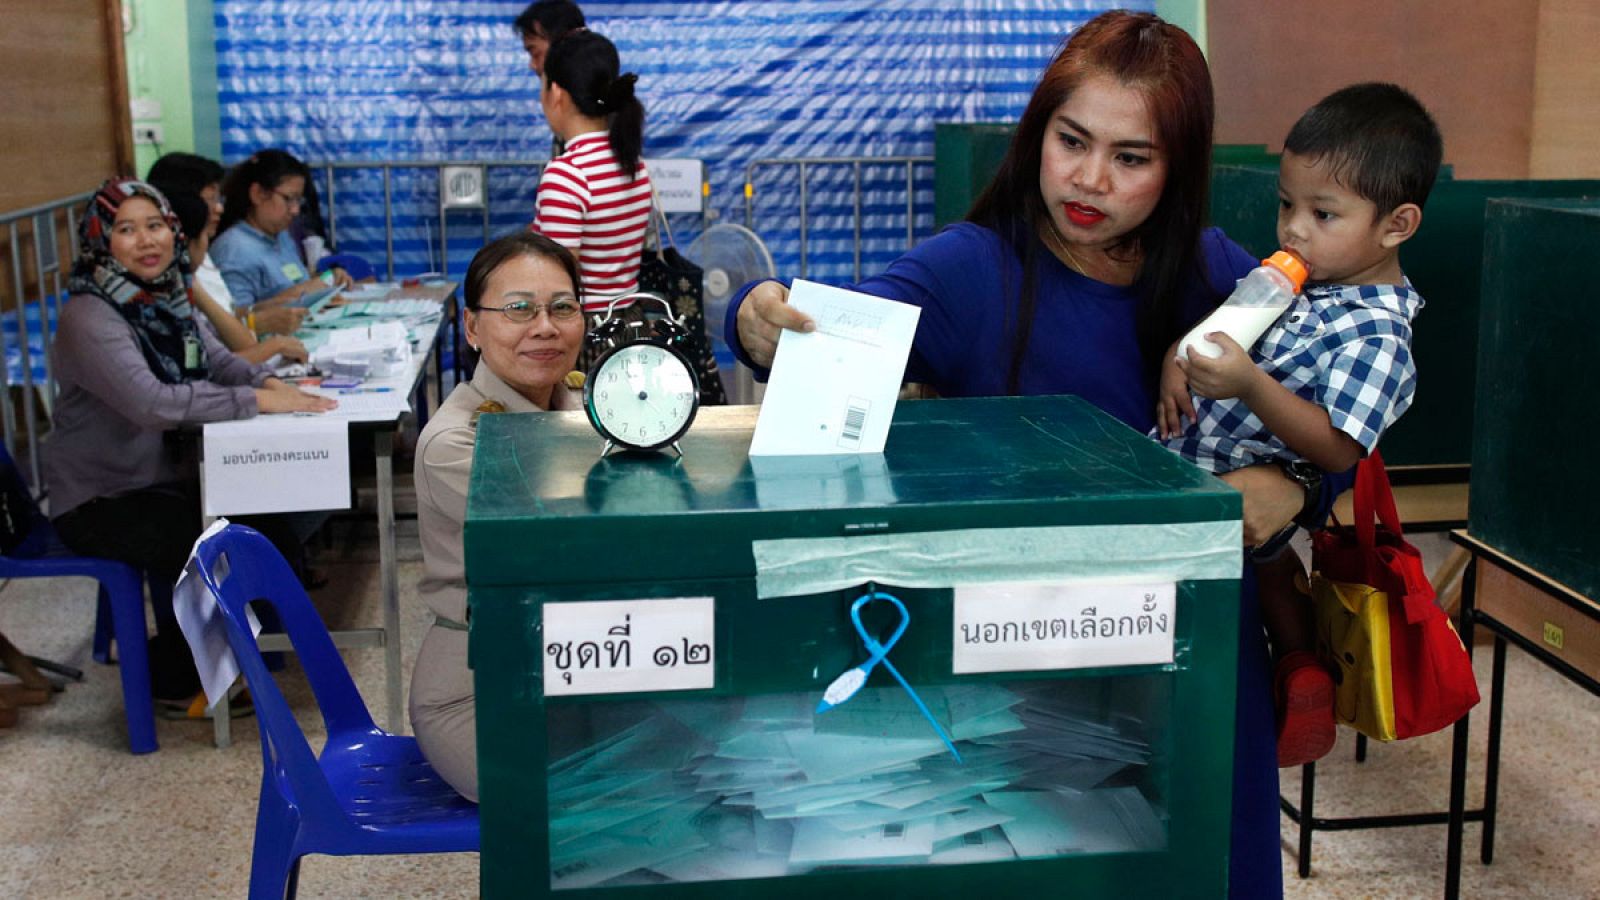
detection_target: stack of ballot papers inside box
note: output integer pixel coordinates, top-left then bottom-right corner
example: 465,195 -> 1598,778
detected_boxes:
544,682 -> 1167,890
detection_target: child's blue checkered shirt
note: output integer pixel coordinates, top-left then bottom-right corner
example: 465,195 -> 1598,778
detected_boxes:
1161,281 -> 1422,473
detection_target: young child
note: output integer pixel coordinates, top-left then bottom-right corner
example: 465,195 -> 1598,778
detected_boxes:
1156,82 -> 1443,767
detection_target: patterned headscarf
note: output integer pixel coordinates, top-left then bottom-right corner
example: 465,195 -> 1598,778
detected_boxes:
67,178 -> 207,384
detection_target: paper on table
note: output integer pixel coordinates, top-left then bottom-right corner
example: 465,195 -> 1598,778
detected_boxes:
173,518 -> 261,708
201,416 -> 351,516
749,280 -> 920,456
303,388 -> 413,418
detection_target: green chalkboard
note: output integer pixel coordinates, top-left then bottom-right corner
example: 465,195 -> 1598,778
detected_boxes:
1209,165 -> 1600,472
1470,198 -> 1600,600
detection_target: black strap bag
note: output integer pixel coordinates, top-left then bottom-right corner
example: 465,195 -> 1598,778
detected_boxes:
638,184 -> 727,406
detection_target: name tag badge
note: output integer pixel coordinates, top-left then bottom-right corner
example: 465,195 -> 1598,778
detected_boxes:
184,332 -> 203,371
281,262 -> 306,281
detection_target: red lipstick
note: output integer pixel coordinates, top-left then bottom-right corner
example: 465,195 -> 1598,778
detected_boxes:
1064,203 -> 1105,227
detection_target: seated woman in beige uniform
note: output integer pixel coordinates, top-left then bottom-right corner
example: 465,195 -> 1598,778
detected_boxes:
411,231 -> 586,801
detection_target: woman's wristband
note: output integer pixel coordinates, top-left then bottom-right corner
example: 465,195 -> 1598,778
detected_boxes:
1275,459 -> 1324,528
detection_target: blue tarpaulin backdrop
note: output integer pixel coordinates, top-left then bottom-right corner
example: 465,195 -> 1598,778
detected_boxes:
213,1 -> 1139,283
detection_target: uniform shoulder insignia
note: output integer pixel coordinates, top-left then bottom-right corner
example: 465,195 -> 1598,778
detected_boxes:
469,399 -> 506,428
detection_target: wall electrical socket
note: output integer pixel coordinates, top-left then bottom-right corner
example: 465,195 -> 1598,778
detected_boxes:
133,123 -> 165,145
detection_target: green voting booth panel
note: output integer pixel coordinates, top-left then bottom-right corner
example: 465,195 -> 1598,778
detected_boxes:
933,123 -> 1014,229
1471,198 -> 1600,600
466,397 -> 1242,898
1210,165 -> 1600,472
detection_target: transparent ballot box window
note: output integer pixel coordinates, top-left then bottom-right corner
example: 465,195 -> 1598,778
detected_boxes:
545,677 -> 1170,889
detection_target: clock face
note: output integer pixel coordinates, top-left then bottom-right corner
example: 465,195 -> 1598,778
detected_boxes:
585,342 -> 699,450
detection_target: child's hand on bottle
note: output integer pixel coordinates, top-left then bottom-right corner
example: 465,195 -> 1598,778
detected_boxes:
1176,332 -> 1262,402
1156,348 -> 1197,438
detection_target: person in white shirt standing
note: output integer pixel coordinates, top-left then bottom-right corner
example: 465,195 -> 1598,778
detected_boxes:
532,28 -> 652,368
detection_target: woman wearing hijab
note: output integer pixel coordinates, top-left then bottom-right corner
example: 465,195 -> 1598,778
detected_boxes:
44,179 -> 334,714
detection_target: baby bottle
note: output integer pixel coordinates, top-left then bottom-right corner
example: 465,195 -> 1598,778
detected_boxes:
1176,250 -> 1308,360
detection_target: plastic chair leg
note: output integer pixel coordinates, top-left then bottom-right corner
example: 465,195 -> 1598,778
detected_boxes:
104,574 -> 157,754
249,788 -> 301,900
92,586 -> 114,664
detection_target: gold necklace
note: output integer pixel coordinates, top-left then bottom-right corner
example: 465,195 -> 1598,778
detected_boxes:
1042,220 -> 1088,276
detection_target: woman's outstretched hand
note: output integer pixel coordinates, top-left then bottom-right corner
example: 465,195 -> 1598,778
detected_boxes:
254,379 -> 338,414
736,280 -> 815,369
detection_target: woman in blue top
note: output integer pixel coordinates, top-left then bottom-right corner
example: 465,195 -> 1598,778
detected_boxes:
730,12 -> 1347,898
210,149 -> 352,314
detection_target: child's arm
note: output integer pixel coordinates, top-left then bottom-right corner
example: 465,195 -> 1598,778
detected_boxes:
1178,332 -> 1364,472
1156,338 -> 1198,439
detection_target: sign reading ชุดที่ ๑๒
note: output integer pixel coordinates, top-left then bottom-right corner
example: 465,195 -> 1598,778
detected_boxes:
543,597 -> 715,697
951,581 -> 1176,674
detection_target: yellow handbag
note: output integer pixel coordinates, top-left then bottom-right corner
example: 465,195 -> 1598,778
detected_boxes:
1311,576 -> 1398,739
1310,452 -> 1478,742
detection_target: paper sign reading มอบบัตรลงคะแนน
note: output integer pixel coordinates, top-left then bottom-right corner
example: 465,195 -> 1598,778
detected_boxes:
201,417 -> 352,517
749,280 -> 921,456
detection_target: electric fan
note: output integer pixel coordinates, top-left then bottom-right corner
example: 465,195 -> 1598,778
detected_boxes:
687,223 -> 777,358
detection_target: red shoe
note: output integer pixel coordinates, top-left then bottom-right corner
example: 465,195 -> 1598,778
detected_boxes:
1275,650 -> 1336,767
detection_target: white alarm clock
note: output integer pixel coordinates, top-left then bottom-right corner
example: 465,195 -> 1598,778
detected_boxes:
583,292 -> 701,456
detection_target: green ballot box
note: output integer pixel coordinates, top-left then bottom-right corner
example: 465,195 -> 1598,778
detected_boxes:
466,396 -> 1243,898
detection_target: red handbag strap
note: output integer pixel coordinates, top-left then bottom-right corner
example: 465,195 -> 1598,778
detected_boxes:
1354,450 -> 1404,550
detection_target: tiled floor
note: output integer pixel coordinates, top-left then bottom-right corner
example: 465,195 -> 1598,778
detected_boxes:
0,524 -> 1595,898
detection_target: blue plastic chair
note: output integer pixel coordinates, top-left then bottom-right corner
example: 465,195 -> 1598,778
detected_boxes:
190,524 -> 478,899
0,445 -> 157,753
315,252 -> 377,283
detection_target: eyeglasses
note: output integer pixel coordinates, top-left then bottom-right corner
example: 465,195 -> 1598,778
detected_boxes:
477,297 -> 583,323
273,190 -> 305,210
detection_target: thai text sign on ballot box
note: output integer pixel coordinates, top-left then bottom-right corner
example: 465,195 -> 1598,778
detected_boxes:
952,581 -> 1177,674
201,417 -> 351,516
542,597 -> 716,697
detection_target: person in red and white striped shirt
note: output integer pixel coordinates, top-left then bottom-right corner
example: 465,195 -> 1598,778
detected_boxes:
532,30 -> 652,314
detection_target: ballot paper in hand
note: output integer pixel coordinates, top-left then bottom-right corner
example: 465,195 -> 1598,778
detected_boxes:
749,280 -> 920,456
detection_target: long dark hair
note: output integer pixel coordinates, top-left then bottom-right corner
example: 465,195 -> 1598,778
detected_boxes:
217,148 -> 311,235
968,11 -> 1215,392
545,30 -> 645,176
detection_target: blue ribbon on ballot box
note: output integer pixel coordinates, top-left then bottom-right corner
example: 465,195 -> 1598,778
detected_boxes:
817,590 -> 962,763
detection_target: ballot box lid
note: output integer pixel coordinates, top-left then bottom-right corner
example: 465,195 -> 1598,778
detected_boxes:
465,395 -> 1239,587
